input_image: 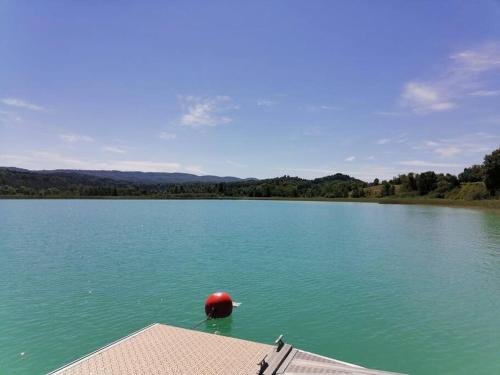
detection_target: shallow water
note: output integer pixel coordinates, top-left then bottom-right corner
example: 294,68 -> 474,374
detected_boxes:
1,200 -> 499,374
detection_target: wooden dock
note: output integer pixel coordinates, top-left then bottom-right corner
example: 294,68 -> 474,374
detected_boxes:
47,323 -> 405,375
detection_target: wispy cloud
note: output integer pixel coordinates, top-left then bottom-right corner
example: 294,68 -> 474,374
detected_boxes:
397,160 -> 461,168
102,146 -> 126,154
59,133 -> 94,143
159,132 -> 177,140
468,90 -> 500,97
0,151 -> 200,173
303,104 -> 340,112
434,146 -> 460,157
401,83 -> 456,113
0,109 -> 22,124
345,156 -> 356,162
179,95 -> 234,127
1,98 -> 44,111
415,132 -> 497,158
185,165 -> 204,174
401,42 -> 500,114
256,99 -> 274,107
375,135 -> 407,145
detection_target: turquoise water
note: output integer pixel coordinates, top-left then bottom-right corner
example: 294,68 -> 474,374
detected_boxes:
1,200 -> 500,375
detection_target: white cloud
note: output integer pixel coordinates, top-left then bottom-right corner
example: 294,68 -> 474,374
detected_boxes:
102,146 -> 126,154
345,156 -> 356,162
418,133 -> 498,158
425,141 -> 439,147
59,133 -> 94,143
0,109 -> 22,123
397,160 -> 461,168
256,99 -> 274,107
434,146 -> 460,157
450,44 -> 500,72
159,132 -> 177,140
185,165 -> 204,174
179,95 -> 233,127
376,138 -> 390,145
401,82 -> 455,114
468,90 -> 500,97
0,151 -> 199,173
401,42 -> 500,114
304,104 -> 340,112
1,98 -> 44,111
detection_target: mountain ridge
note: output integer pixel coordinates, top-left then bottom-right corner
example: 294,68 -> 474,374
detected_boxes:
1,167 -> 250,184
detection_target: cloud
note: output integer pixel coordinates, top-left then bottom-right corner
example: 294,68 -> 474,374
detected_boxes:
376,138 -> 390,145
185,165 -> 204,174
345,156 -> 356,162
0,151 -> 199,173
179,95 -> 233,127
401,82 -> 455,113
59,133 -> 94,143
1,98 -> 44,111
0,109 -> 22,124
468,90 -> 500,97
102,146 -> 126,154
159,132 -> 177,140
256,99 -> 274,107
304,104 -> 340,112
417,132 -> 498,158
397,160 -> 461,168
401,42 -> 500,114
434,146 -> 460,157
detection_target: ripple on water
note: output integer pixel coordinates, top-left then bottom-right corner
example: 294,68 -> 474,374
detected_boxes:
0,200 -> 500,375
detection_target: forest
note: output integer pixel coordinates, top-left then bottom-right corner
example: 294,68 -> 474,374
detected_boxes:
1,148 -> 499,201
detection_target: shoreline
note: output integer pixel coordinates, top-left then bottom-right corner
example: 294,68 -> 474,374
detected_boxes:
1,195 -> 500,210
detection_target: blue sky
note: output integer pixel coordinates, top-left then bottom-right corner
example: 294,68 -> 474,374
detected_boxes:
1,1 -> 500,180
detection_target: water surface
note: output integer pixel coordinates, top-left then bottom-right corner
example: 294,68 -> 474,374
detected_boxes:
1,200 -> 499,374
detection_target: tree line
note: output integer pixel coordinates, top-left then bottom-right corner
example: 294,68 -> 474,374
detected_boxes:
1,148 -> 499,200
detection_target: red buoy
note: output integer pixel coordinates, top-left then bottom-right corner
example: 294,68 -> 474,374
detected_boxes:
205,291 -> 233,318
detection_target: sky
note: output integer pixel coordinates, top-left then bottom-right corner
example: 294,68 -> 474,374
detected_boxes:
1,1 -> 500,181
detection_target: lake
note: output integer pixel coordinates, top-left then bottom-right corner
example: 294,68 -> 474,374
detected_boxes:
1,200 -> 499,374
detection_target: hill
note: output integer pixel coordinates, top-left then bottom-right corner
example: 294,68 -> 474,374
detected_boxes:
32,169 -> 246,184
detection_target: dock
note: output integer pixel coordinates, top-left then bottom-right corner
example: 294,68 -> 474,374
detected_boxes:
48,323 -> 404,374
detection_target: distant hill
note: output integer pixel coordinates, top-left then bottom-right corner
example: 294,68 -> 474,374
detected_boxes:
0,167 -> 367,198
5,168 -> 248,184
312,173 -> 365,184
0,167 -> 132,194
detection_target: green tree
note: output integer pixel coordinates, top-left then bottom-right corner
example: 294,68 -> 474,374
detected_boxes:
400,173 -> 417,192
435,174 -> 459,197
484,148 -> 500,195
458,165 -> 484,183
416,171 -> 437,195
380,181 -> 394,197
